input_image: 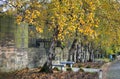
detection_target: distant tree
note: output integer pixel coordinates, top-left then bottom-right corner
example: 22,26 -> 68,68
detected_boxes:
95,0 -> 120,56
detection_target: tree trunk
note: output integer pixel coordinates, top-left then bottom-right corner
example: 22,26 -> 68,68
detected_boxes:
40,19 -> 59,73
68,39 -> 78,62
39,41 -> 56,73
76,43 -> 81,62
88,42 -> 94,62
88,42 -> 95,62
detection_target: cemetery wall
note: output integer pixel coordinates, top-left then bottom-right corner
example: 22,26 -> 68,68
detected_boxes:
0,47 -> 69,72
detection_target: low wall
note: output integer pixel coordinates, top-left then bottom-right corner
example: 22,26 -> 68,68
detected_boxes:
0,47 -> 47,72
0,47 -> 69,72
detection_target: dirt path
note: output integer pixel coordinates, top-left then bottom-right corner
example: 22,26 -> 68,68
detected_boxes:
101,62 -> 111,79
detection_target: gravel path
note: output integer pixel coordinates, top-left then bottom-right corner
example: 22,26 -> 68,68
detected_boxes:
106,60 -> 120,79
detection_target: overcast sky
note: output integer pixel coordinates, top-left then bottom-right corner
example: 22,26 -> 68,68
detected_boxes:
0,0 -> 7,6
0,0 -> 8,12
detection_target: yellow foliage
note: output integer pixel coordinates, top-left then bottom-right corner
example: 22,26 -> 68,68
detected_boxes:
25,10 -> 31,14
16,15 -> 22,24
14,0 -> 100,42
34,10 -> 40,16
36,27 -> 43,33
78,29 -> 83,33
95,25 -> 98,27
80,18 -> 85,25
31,13 -> 37,19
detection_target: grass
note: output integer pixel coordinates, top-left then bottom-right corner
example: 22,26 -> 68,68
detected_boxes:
95,58 -> 110,63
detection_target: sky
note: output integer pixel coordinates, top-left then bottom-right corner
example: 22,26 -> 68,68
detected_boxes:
0,0 -> 120,12
0,0 -> 8,12
0,0 -> 7,6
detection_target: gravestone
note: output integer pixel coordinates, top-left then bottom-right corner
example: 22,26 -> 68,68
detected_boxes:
63,47 -> 69,61
53,47 -> 62,64
38,44 -> 47,66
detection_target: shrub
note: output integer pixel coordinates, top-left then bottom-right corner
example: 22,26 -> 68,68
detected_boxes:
66,67 -> 72,71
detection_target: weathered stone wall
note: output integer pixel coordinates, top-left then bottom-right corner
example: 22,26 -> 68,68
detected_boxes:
0,14 -> 15,47
0,47 -> 47,72
0,47 -> 69,72
27,47 -> 47,68
0,47 -> 28,72
0,15 -> 30,72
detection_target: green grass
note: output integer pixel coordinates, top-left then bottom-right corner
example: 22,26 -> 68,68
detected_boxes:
95,58 -> 110,63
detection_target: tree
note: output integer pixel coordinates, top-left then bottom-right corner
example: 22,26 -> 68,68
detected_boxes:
40,0 -> 100,72
67,0 -> 100,62
4,0 -> 120,73
94,0 -> 120,57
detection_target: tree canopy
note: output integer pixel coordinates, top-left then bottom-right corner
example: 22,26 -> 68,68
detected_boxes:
1,0 -> 120,55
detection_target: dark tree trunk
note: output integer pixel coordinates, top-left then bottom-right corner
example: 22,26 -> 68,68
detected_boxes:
76,43 -> 81,62
40,40 -> 56,73
88,42 -> 95,62
40,18 -> 60,73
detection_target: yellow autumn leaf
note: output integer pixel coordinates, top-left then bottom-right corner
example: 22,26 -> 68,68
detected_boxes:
95,25 -> 98,27
36,27 -> 43,33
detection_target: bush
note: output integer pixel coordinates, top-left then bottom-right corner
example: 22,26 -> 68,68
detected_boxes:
66,67 -> 72,71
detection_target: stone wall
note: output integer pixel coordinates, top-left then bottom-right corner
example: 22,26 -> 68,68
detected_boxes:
27,47 -> 47,68
0,15 -> 29,72
0,47 -> 48,72
0,47 -> 28,72
0,46 -> 69,72
0,14 -> 70,72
